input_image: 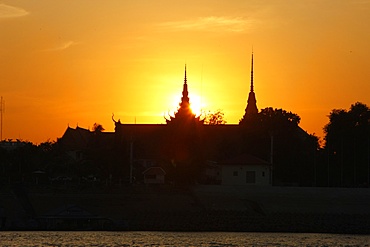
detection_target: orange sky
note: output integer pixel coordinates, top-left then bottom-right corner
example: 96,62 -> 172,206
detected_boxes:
1,0 -> 370,144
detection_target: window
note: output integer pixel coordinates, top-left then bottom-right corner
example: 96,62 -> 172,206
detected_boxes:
246,171 -> 256,184
233,171 -> 238,176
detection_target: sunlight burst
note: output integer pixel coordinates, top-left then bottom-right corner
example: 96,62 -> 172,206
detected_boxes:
190,94 -> 204,116
167,93 -> 206,117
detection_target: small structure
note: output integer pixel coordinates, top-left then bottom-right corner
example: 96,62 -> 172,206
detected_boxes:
38,204 -> 113,230
142,167 -> 166,184
208,153 -> 271,186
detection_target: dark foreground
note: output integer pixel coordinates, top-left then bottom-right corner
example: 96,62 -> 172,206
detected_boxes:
1,184 -> 370,233
124,211 -> 370,234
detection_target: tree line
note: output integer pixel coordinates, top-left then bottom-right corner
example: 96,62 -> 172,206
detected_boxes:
0,102 -> 369,187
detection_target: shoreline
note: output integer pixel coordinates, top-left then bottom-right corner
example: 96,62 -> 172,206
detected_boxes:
2,212 -> 370,234
1,185 -> 370,233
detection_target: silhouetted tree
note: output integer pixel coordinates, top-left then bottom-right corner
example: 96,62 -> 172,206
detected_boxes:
92,123 -> 105,132
324,102 -> 370,187
204,110 -> 227,125
240,107 -> 318,186
258,107 -> 301,128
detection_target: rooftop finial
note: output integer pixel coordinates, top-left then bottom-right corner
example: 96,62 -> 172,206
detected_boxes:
180,64 -> 189,106
250,51 -> 254,92
241,50 -> 258,117
184,64 -> 187,84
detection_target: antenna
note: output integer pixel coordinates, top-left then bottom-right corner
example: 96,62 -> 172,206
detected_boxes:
0,96 -> 4,141
200,64 -> 203,112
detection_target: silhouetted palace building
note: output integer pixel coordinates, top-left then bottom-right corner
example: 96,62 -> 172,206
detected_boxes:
108,54 -> 273,185
61,54 -> 301,185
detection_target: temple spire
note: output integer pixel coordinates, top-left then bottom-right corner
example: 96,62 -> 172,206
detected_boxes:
165,65 -> 204,124
184,64 -> 187,84
181,64 -> 189,106
243,52 -> 258,117
251,52 -> 254,92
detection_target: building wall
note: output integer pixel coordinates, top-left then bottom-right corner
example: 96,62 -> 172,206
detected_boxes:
205,164 -> 222,183
144,174 -> 165,184
221,165 -> 270,186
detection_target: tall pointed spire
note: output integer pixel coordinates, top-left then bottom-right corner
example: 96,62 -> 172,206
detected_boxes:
243,52 -> 258,117
166,64 -> 205,124
250,51 -> 254,92
181,64 -> 190,107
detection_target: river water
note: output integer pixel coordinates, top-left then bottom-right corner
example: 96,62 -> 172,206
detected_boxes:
0,231 -> 369,246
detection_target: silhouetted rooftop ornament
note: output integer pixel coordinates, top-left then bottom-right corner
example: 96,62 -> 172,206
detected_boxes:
180,64 -> 190,109
250,51 -> 254,93
165,65 -> 204,125
241,52 -> 258,121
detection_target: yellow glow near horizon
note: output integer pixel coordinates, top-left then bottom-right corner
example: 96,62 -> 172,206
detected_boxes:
167,93 -> 206,117
1,1 -> 370,143
189,94 -> 205,117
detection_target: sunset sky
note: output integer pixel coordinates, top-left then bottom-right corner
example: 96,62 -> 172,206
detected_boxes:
1,0 -> 370,144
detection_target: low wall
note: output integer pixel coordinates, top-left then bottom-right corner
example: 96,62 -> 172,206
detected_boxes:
194,185 -> 370,214
1,185 -> 370,232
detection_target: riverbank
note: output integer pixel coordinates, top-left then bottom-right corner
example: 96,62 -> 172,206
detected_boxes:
125,211 -> 370,234
1,184 -> 370,233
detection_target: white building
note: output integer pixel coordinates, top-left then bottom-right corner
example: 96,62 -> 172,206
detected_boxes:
207,153 -> 271,186
142,167 -> 166,184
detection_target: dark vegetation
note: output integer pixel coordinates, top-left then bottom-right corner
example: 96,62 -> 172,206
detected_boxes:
0,103 -> 369,188
240,107 -> 319,186
323,102 -> 370,187
1,104 -> 370,232
204,110 -> 227,125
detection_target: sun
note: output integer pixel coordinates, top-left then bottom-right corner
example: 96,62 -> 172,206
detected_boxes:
190,94 -> 205,116
167,93 -> 206,117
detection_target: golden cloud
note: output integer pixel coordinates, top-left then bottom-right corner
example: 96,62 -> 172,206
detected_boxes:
0,4 -> 28,18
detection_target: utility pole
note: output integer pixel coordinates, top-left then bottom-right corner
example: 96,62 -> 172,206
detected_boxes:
0,96 -> 4,141
367,135 -> 370,187
354,136 -> 357,187
270,133 -> 274,186
341,137 -> 344,187
129,137 -> 133,184
327,148 -> 330,187
313,144 -> 317,187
